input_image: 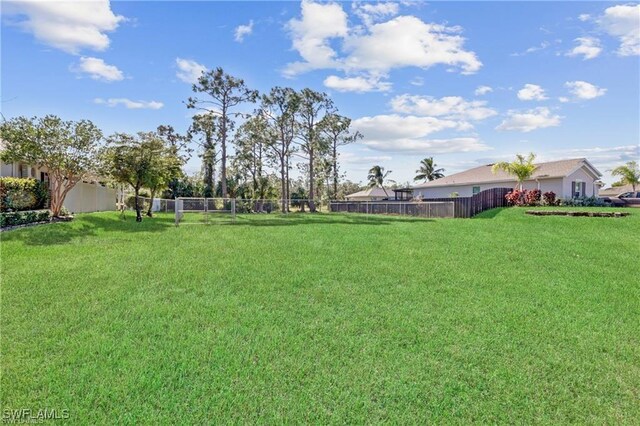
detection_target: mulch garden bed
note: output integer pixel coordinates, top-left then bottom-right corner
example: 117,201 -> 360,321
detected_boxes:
526,210 -> 629,217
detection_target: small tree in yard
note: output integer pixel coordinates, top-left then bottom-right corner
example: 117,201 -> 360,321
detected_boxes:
144,125 -> 190,217
611,161 -> 640,192
103,132 -> 176,222
491,153 -> 537,190
0,115 -> 103,217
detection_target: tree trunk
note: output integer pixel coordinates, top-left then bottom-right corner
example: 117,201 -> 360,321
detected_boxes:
146,189 -> 156,217
332,144 -> 338,199
134,187 -> 142,222
308,143 -> 316,212
280,159 -> 286,213
221,106 -> 228,198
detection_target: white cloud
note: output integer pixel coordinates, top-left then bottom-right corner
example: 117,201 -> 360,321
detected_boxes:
342,16 -> 482,75
566,37 -> 602,60
234,20 -> 253,42
323,75 -> 391,92
176,58 -> 207,84
72,56 -> 123,82
474,85 -> 493,96
364,137 -> 490,155
284,1 -> 481,79
511,41 -> 550,56
578,14 -> 592,22
283,0 -> 349,76
390,95 -> 497,121
558,96 -> 570,103
3,0 -> 124,54
353,2 -> 399,27
352,114 -> 489,154
517,84 -> 548,101
597,4 -> 640,56
564,80 -> 607,100
410,76 -> 424,86
94,98 -> 163,110
496,107 -> 562,132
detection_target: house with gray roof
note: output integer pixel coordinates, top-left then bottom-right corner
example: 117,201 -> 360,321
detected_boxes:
411,158 -> 602,199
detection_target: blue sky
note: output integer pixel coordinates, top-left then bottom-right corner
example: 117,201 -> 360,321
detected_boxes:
2,1 -> 639,185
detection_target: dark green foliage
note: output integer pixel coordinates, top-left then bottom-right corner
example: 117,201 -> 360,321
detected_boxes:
0,177 -> 48,212
0,209 -> 50,227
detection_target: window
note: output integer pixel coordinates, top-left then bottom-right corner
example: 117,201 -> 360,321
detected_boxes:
573,181 -> 584,198
472,186 -> 480,194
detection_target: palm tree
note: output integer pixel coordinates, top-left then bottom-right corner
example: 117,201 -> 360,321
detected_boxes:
367,165 -> 393,197
414,157 -> 445,182
611,161 -> 640,192
491,153 -> 537,190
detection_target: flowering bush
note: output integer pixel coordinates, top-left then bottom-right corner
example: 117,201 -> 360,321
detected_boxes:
543,191 -> 557,206
505,189 -> 542,206
525,189 -> 541,206
505,189 -> 524,206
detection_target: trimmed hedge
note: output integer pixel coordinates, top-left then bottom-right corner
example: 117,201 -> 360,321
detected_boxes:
0,209 -> 51,228
0,177 -> 48,212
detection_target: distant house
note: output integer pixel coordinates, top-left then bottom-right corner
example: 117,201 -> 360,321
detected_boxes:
411,158 -> 602,199
345,187 -> 391,201
0,159 -> 116,213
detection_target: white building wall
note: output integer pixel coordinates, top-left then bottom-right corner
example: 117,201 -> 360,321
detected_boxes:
562,168 -> 599,198
414,178 -> 566,199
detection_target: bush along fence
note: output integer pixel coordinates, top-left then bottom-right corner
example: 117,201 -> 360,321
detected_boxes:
0,209 -> 51,228
0,177 -> 49,213
330,187 -> 512,219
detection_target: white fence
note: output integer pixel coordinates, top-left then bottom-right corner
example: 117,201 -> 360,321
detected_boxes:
63,182 -> 116,213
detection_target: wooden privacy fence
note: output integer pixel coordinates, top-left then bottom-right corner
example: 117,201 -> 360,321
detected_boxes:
330,201 -> 455,218
330,187 -> 512,218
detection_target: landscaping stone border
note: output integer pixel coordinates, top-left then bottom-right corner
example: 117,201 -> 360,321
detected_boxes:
526,210 -> 629,217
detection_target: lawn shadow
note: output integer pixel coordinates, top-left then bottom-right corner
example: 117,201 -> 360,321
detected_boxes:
225,213 -> 436,227
472,207 -> 509,219
1,212 -> 174,246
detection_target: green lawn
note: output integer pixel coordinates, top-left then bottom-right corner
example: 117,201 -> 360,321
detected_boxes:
1,208 -> 639,423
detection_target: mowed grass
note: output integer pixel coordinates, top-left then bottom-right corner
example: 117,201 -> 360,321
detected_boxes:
1,208 -> 639,423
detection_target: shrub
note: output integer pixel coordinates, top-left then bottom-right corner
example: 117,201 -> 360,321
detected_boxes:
125,195 -> 148,211
560,196 -> 605,207
525,189 -> 541,206
0,209 -> 50,228
543,191 -> 557,206
505,189 -> 524,206
0,177 -> 48,212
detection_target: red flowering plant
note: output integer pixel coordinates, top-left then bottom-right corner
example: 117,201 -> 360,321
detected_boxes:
543,191 -> 557,206
525,189 -> 541,206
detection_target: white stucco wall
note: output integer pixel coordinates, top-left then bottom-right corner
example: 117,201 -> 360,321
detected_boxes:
563,168 -> 599,198
413,177 -> 567,199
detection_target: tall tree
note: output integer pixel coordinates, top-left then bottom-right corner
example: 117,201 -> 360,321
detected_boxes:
234,111 -> 272,198
367,165 -> 393,197
0,115 -> 103,217
319,113 -> 362,199
297,89 -> 333,212
103,132 -> 170,222
491,153 -> 537,190
262,87 -> 300,212
186,67 -> 258,198
189,112 -> 218,197
144,125 -> 190,217
611,161 -> 640,192
414,157 -> 445,182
